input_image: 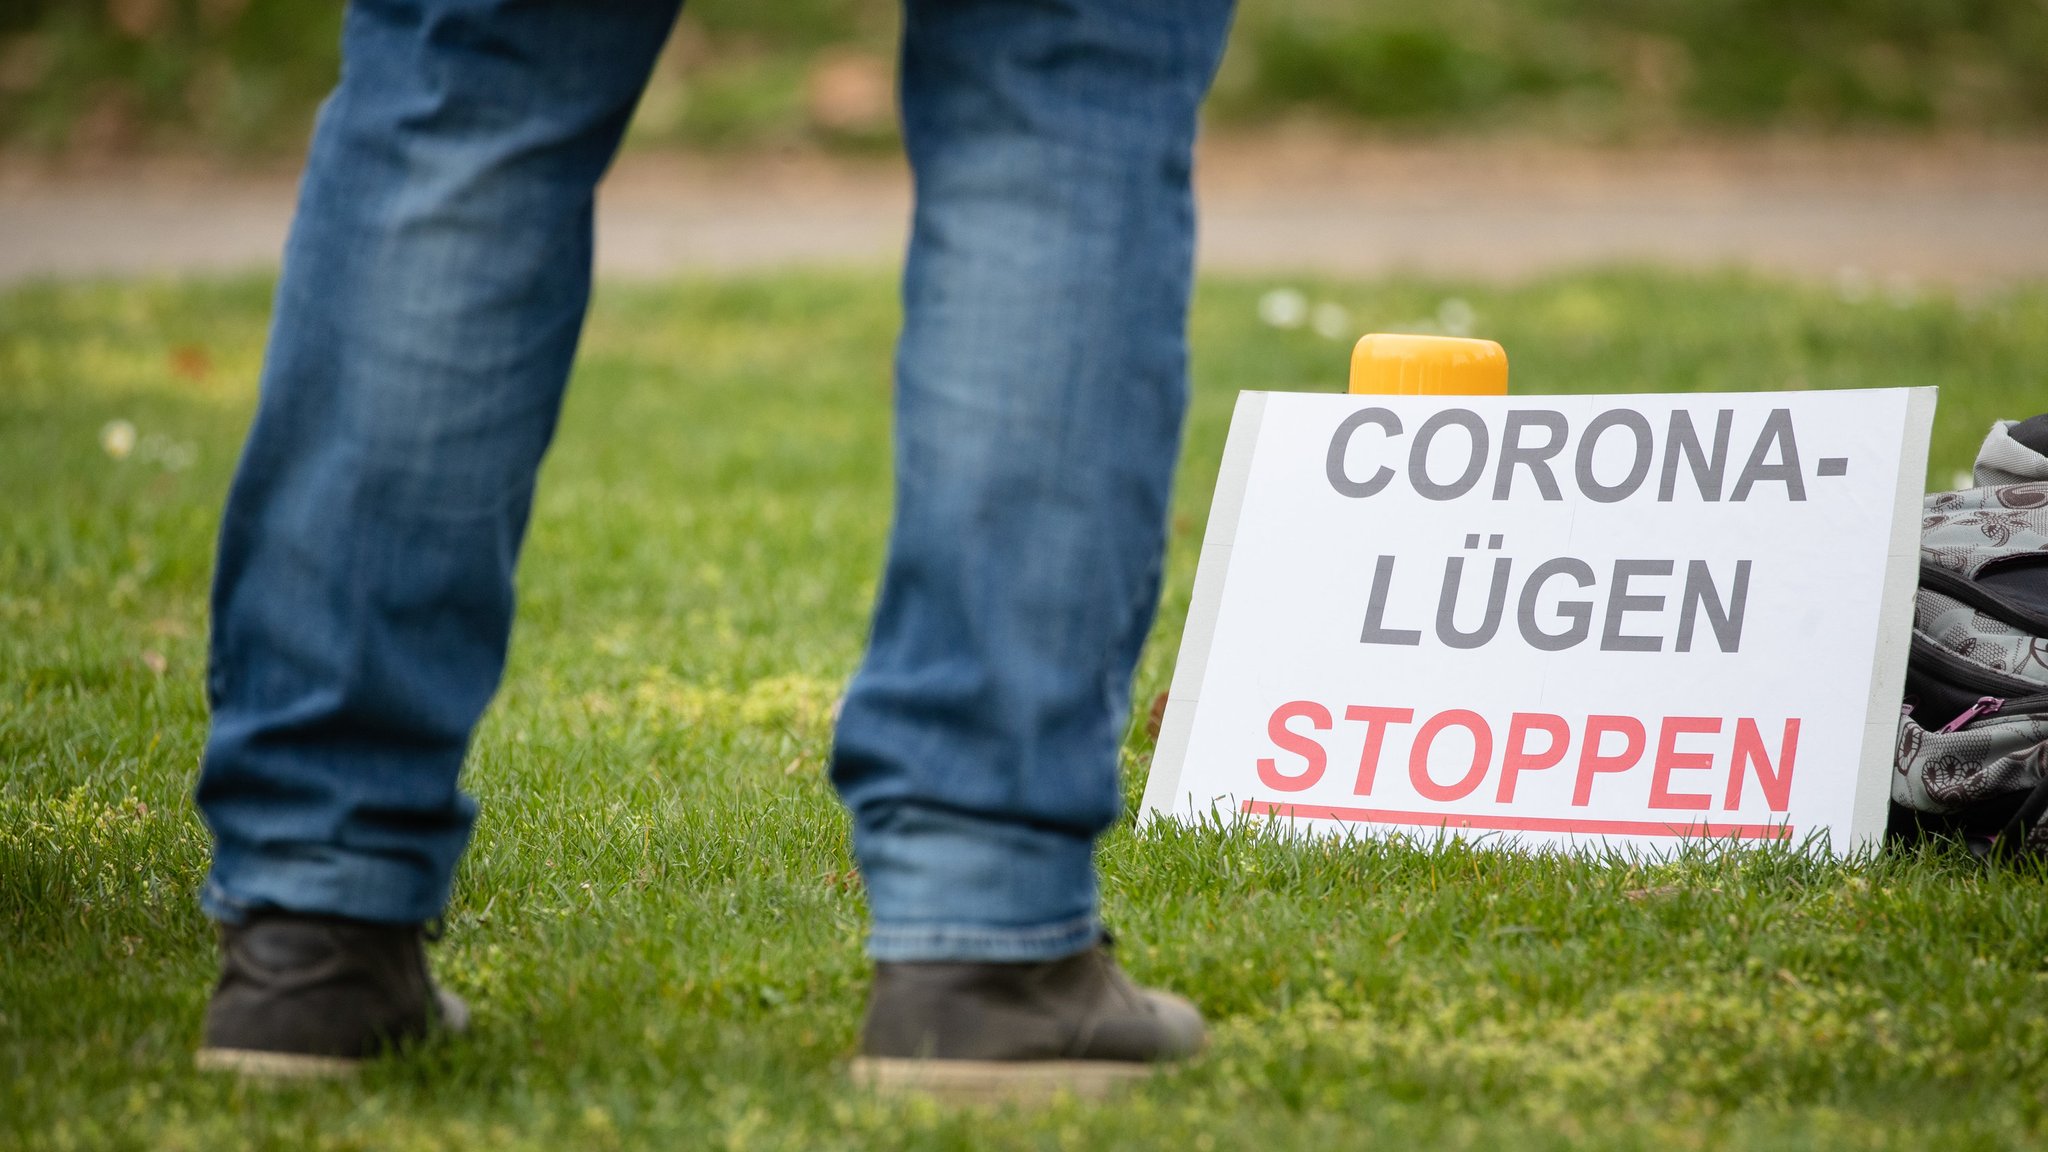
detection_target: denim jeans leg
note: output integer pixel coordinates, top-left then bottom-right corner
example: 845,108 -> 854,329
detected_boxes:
830,0 -> 1237,961
197,0 -> 680,925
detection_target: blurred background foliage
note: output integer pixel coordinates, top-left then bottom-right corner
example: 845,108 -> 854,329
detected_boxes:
2,0 -> 2046,156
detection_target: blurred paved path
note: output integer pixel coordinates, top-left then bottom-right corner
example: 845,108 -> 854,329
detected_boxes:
5,138 -> 2047,287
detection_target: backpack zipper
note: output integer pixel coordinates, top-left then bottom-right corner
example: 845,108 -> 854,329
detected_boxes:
1907,635 -> 2048,730
1940,696 -> 2005,733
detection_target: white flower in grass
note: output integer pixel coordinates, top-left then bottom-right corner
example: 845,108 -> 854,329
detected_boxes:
1436,297 -> 1477,337
1257,287 -> 1308,329
1310,301 -> 1351,341
138,433 -> 197,472
100,420 -> 137,460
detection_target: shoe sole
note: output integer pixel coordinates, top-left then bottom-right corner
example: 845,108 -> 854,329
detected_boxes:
195,1047 -> 362,1081
192,989 -> 468,1082
849,1056 -> 1159,1104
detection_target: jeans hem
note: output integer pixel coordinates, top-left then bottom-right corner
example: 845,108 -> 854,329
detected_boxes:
199,856 -> 447,926
866,912 -> 1101,962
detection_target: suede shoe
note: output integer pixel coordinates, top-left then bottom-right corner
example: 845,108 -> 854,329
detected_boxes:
195,913 -> 468,1079
850,939 -> 1205,1102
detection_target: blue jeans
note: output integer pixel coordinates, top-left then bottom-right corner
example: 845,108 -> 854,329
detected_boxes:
197,0 -> 1234,962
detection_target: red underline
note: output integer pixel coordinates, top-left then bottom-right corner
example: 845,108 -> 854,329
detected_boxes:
1241,799 -> 1794,841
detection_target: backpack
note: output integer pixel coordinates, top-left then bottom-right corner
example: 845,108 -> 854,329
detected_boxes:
1891,414 -> 2048,859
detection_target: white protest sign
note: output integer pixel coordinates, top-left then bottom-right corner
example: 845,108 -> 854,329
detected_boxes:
1142,388 -> 1935,855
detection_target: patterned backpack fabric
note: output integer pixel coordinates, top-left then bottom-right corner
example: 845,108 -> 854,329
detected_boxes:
1892,414 -> 2048,857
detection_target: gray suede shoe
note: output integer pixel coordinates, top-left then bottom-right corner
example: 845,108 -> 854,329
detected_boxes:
850,939 -> 1206,1102
195,914 -> 468,1080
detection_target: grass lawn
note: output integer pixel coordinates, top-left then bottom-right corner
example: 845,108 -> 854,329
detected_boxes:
14,0 -> 2048,152
5,268 -> 2048,1149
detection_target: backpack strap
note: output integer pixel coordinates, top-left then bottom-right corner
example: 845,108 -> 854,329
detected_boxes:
1919,559 -> 2048,636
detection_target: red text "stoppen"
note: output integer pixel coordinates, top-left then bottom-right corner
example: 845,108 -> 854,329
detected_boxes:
1255,701 -> 1798,813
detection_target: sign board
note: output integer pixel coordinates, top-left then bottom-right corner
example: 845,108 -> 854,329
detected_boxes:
1141,388 -> 1936,855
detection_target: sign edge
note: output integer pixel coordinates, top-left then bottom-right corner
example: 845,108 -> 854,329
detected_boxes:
1140,390 -> 1271,826
1846,385 -> 1938,853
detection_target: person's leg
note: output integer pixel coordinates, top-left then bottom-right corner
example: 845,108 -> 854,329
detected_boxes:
832,0 -> 1234,965
196,0 -> 677,1070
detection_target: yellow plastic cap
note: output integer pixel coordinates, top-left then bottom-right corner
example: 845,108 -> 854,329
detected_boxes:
1349,333 -> 1509,396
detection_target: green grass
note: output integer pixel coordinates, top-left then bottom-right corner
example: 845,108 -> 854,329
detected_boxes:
7,0 -> 2048,155
5,268 -> 2048,1148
